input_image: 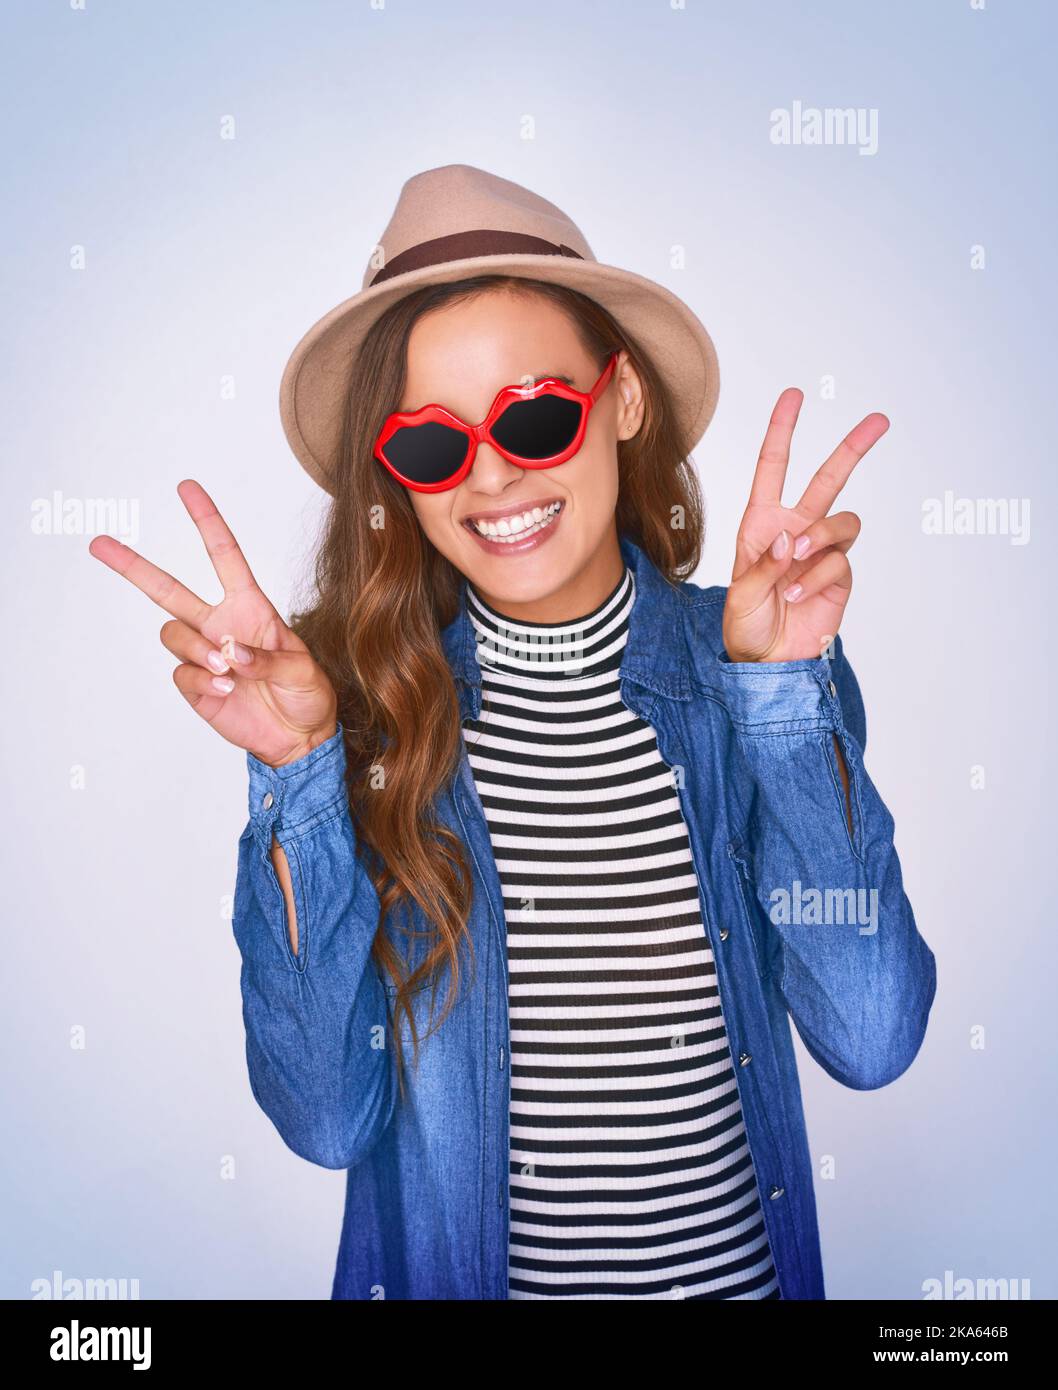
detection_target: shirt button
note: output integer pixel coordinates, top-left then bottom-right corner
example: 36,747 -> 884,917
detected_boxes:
738,1052 -> 752,1067
769,1185 -> 785,1200
261,791 -> 274,810
828,680 -> 837,698
719,927 -> 730,942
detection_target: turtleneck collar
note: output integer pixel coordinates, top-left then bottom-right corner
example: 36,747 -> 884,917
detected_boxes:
465,564 -> 635,679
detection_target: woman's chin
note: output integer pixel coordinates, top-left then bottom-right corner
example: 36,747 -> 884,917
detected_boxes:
462,550 -> 583,611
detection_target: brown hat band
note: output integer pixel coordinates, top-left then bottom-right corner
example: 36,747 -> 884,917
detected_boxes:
368,229 -> 585,286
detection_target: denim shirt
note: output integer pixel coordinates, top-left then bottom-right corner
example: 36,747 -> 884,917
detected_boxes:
232,533 -> 937,1301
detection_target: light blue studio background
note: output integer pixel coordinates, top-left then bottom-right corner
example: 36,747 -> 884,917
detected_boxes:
2,0 -> 1054,1300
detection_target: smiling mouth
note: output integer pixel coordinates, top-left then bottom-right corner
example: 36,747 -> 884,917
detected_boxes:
462,500 -> 564,543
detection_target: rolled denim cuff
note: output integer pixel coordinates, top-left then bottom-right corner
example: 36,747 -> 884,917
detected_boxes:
246,725 -> 347,846
717,652 -> 842,733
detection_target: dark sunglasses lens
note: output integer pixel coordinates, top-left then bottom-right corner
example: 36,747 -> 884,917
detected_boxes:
383,422 -> 469,487
490,394 -> 583,461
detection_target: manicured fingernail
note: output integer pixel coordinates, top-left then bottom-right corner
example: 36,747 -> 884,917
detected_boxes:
220,634 -> 252,664
771,530 -> 789,560
206,650 -> 230,673
211,676 -> 235,694
783,583 -> 803,603
793,535 -> 811,559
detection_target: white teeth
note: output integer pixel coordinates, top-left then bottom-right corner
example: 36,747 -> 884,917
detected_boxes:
468,501 -> 562,542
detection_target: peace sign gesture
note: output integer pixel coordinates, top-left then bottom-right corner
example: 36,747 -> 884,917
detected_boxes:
721,389 -> 888,664
89,480 -> 338,768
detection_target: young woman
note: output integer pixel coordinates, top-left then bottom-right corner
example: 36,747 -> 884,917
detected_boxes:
89,165 -> 937,1301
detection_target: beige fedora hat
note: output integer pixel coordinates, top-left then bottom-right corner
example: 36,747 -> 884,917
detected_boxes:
279,163 -> 720,494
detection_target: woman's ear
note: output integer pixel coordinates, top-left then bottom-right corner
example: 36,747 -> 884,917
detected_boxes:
614,352 -> 644,438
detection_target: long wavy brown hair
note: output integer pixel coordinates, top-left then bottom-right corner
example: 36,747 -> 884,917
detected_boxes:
289,273 -> 706,1087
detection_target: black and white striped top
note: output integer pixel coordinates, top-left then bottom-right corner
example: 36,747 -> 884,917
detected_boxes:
461,562 -> 781,1300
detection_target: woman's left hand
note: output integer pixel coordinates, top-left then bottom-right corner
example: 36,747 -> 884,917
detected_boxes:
721,388 -> 888,663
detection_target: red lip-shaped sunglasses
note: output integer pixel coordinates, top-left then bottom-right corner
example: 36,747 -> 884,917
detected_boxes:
373,351 -> 619,493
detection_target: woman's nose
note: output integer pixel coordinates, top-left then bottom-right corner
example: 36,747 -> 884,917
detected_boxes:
464,440 -> 528,493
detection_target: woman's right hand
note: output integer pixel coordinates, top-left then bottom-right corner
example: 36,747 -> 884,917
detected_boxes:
89,479 -> 339,768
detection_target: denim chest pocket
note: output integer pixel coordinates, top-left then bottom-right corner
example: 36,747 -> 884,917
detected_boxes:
379,972 -> 435,998
373,901 -> 443,998
376,969 -> 454,1068
725,832 -> 779,984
